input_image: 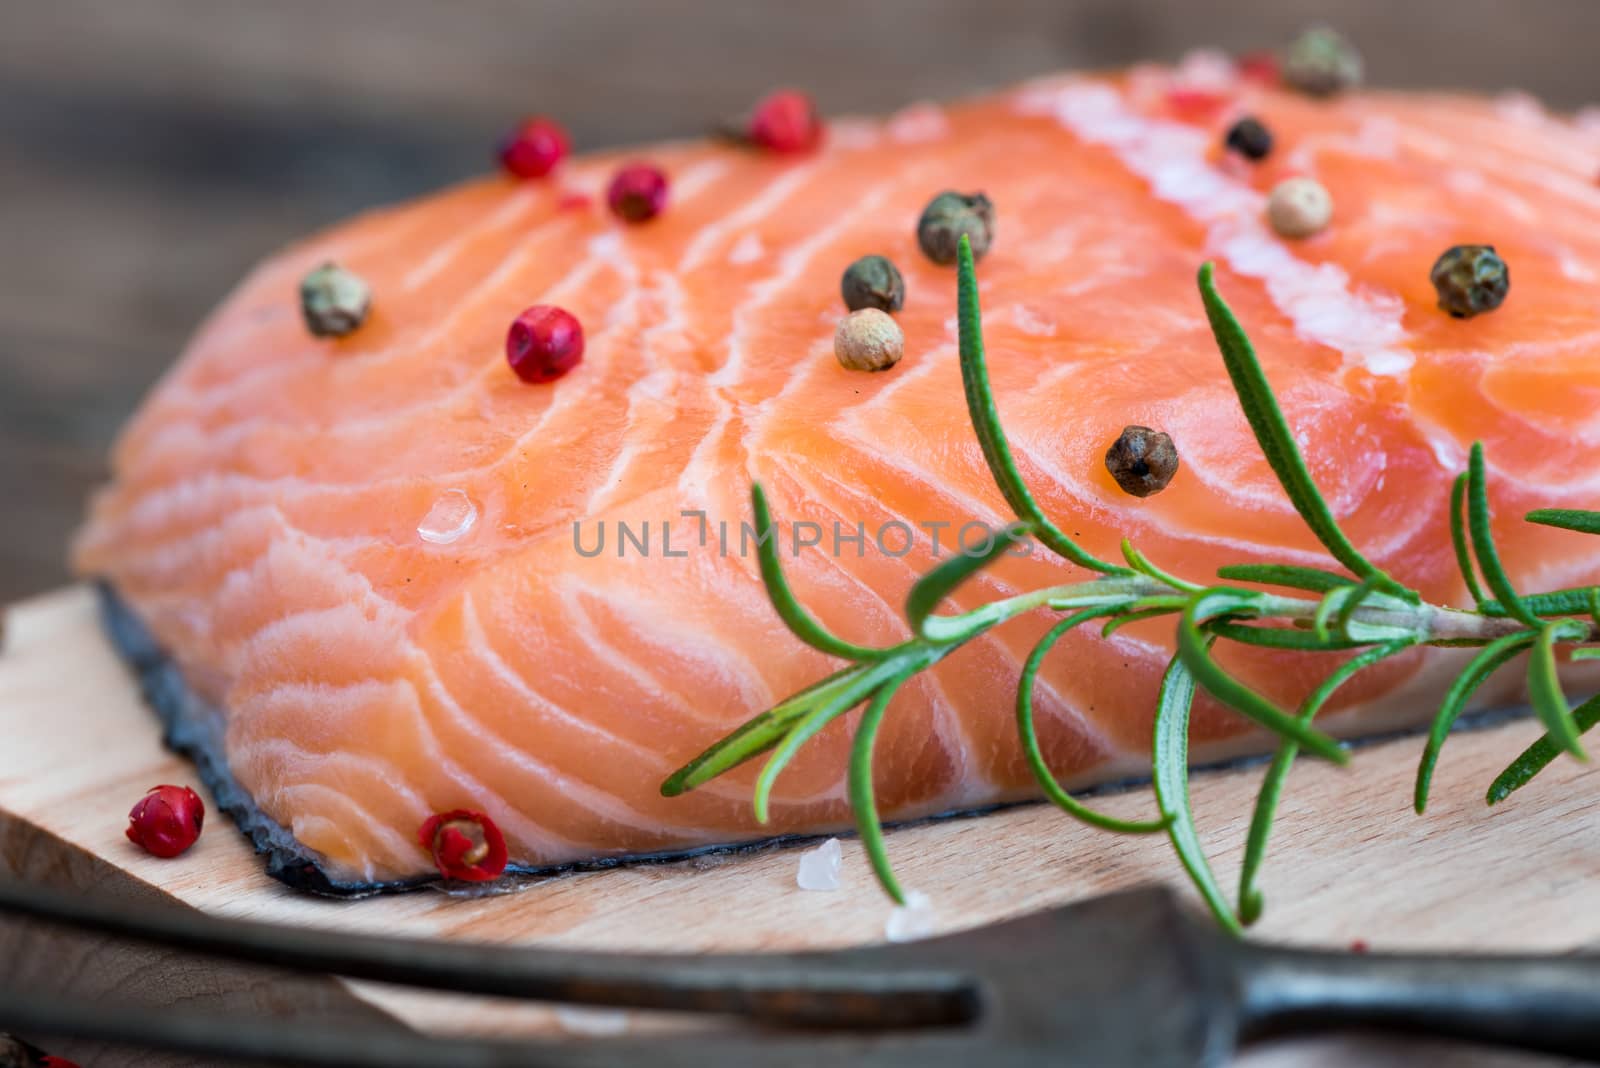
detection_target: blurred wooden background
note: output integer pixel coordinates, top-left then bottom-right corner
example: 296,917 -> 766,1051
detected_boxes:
4,0 -> 1600,603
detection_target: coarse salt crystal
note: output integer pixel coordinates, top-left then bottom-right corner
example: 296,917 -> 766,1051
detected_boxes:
417,489 -> 478,545
885,890 -> 936,942
555,1006 -> 630,1036
796,837 -> 842,891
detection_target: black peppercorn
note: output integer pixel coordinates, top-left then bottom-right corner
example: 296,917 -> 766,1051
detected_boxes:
1105,426 -> 1179,498
916,191 -> 995,266
1224,116 -> 1273,161
840,254 -> 906,312
1430,245 -> 1509,318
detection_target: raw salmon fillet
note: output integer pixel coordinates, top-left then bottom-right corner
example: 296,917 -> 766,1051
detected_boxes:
76,57 -> 1600,891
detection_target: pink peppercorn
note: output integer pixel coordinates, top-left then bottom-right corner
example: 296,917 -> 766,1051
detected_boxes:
419,810 -> 508,882
498,117 -> 570,179
606,163 -> 669,223
125,785 -> 205,859
506,305 -> 584,383
747,89 -> 823,153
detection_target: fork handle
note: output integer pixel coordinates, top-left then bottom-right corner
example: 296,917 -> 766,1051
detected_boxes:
1234,942 -> 1600,1061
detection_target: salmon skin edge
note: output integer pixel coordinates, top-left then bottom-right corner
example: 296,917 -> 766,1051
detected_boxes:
95,581 -> 853,896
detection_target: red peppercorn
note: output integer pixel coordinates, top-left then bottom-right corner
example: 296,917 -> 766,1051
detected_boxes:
506,305 -> 584,383
498,117 -> 571,179
125,785 -> 205,859
42,1057 -> 84,1068
747,89 -> 823,154
419,810 -> 508,882
1350,938 -> 1370,954
606,163 -> 669,223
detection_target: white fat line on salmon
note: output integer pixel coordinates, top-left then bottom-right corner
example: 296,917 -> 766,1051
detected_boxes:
679,163 -> 823,271
604,163 -> 873,511
724,147 -> 962,480
727,232 -> 765,265
239,606 -> 590,865
455,593 -> 735,823
1017,80 -> 1416,379
246,739 -> 434,873
673,157 -> 736,201
1382,103 -> 1600,216
415,646 -> 667,854
402,183 -> 551,292
582,269 -> 699,517
1281,116 -> 1402,174
678,171 -> 923,513
542,579 -> 811,811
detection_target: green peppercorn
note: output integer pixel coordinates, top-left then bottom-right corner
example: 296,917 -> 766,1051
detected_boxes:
840,254 -> 906,312
1224,116 -> 1273,161
916,191 -> 995,266
299,262 -> 371,338
1430,245 -> 1510,318
1105,426 -> 1179,498
1283,26 -> 1363,98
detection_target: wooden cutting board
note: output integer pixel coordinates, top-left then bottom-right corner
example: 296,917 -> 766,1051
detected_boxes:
0,586 -> 1591,1067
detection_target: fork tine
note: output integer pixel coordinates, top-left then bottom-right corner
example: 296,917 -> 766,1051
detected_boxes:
0,984 -> 981,1068
0,877 -> 976,1028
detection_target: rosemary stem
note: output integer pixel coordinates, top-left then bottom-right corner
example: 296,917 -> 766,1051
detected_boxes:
968,580 -> 1571,650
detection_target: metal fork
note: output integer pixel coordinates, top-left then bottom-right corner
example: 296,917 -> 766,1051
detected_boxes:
2,876 -> 1599,1066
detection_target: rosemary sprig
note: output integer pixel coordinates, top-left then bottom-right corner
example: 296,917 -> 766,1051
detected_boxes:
662,247 -> 1600,931
1152,650 -> 1239,934
849,676 -> 907,903
1451,472 -> 1489,606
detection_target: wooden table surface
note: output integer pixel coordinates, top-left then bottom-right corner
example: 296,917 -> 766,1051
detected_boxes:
3,0 -> 1600,604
